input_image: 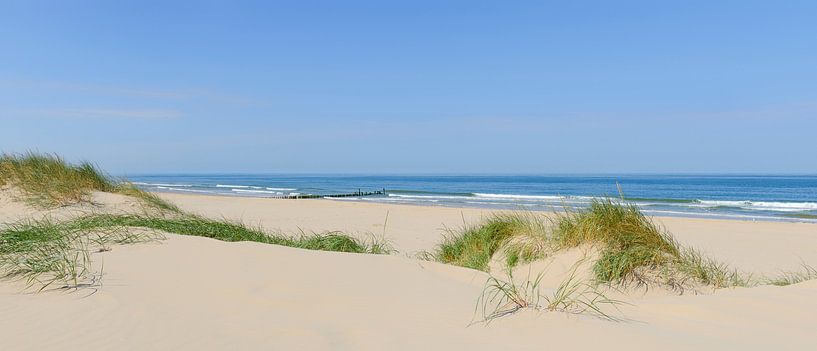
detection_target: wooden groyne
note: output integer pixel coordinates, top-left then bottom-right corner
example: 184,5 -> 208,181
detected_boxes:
272,189 -> 386,199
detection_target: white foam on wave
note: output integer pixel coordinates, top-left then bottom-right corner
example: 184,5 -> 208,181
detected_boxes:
266,187 -> 297,191
464,201 -> 517,206
474,193 -> 593,205
351,197 -> 440,203
388,193 -> 599,207
749,201 -> 817,211
155,186 -> 217,194
388,194 -> 471,200
364,197 -> 440,205
134,182 -> 193,187
232,189 -> 284,195
474,193 -> 563,200
696,200 -> 817,212
641,209 -> 817,222
216,184 -> 265,189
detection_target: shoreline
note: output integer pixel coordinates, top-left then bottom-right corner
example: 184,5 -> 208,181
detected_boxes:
148,189 -> 817,224
129,173 -> 817,224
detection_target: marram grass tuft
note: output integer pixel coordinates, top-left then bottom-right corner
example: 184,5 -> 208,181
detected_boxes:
0,152 -> 114,207
0,152 -> 179,212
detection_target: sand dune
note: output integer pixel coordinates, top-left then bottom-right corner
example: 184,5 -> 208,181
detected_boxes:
161,193 -> 817,274
2,192 -> 817,350
1,234 -> 815,350
0,189 -> 147,223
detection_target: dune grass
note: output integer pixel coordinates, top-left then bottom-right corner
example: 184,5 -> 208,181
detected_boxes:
551,199 -> 688,285
0,217 -> 161,290
424,197 -> 817,293
766,264 -> 817,286
0,152 -> 180,212
474,264 -> 621,324
0,152 -> 114,207
432,214 -> 528,271
0,152 -> 393,290
552,199 -> 679,283
671,247 -> 748,289
435,199 -> 757,291
500,213 -> 552,268
428,212 -> 553,272
68,214 -> 392,254
112,183 -> 181,213
550,200 -> 755,289
0,213 -> 391,290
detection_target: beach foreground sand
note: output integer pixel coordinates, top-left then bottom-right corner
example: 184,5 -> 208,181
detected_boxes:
1,192 -> 816,350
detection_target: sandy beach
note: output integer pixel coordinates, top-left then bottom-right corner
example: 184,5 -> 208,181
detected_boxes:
161,193 -> 817,274
2,191 -> 816,350
5,2 -> 817,349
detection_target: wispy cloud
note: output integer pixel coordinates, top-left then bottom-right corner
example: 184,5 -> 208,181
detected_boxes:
0,79 -> 260,106
6,108 -> 184,120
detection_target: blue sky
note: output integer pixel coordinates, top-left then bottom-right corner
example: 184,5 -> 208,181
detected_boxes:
1,1 -> 815,174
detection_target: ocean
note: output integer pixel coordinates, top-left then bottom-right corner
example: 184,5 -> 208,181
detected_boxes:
128,174 -> 817,222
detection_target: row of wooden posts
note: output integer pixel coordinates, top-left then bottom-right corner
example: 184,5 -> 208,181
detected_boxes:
272,188 -> 387,199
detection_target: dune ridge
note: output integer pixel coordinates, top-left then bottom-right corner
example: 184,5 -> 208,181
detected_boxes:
1,154 -> 816,350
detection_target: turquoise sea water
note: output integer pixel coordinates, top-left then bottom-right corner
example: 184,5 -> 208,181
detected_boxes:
129,175 -> 817,222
